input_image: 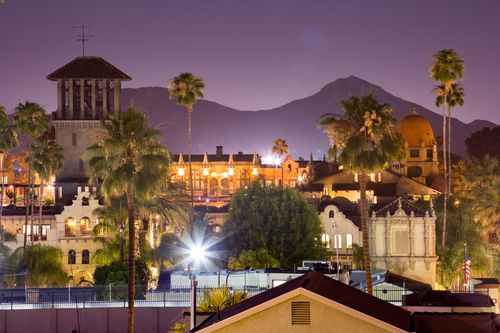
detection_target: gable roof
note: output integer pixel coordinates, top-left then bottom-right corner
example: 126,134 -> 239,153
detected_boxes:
47,57 -> 132,80
192,271 -> 412,332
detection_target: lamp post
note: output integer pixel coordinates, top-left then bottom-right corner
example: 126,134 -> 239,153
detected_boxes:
332,221 -> 340,280
189,244 -> 206,330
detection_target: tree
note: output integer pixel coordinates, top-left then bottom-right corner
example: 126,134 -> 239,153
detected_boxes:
223,182 -> 327,269
228,249 -> 280,270
465,126 -> 500,161
434,197 -> 491,287
85,107 -> 170,333
453,155 -> 500,232
31,135 -> 64,242
167,73 -> 205,210
9,245 -> 67,287
272,138 -> 289,188
430,49 -> 465,248
0,105 -> 19,229
13,102 -> 50,250
351,244 -> 364,270
319,94 -> 406,294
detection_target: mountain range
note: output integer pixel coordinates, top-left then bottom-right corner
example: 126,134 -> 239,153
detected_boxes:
121,76 -> 496,159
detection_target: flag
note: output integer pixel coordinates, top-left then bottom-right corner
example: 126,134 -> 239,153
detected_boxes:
463,246 -> 471,287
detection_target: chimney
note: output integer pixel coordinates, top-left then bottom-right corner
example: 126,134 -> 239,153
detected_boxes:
216,146 -> 223,156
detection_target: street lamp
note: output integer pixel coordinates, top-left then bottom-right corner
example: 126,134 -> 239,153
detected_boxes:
331,221 -> 340,281
189,244 -> 206,330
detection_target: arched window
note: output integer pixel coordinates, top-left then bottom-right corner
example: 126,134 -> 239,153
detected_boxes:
321,233 -> 330,249
209,178 -> 218,196
193,170 -> 203,190
346,234 -> 353,249
334,234 -> 342,249
65,217 -> 76,237
68,250 -> 76,264
82,249 -> 90,264
329,210 -> 335,218
239,170 -> 250,188
80,217 -> 91,235
407,166 -> 423,178
221,178 -> 230,195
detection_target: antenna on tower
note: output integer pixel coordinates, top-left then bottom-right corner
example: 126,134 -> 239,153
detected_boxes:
72,24 -> 94,56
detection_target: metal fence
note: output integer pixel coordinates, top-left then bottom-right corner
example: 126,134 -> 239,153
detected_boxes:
0,284 -> 489,310
0,285 -> 264,310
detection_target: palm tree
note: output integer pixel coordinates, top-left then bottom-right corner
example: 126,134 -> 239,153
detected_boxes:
430,49 -> 465,247
0,105 -> 19,230
13,102 -> 50,250
272,138 -> 289,188
318,94 -> 406,294
31,135 -> 64,242
167,73 -> 205,209
85,107 -> 170,333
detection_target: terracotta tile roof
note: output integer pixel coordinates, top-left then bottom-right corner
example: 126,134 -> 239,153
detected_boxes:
191,271 -> 413,332
47,57 -> 132,80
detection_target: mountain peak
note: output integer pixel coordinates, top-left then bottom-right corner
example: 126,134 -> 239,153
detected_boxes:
319,75 -> 380,93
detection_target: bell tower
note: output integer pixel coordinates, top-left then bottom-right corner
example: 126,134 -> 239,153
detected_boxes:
47,56 -> 131,202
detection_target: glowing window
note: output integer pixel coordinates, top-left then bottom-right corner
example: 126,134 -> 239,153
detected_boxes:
80,217 -> 91,235
65,217 -> 76,237
321,233 -> 330,249
346,234 -> 353,249
334,234 -> 342,249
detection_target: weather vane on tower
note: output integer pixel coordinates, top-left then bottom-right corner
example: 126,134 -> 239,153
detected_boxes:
72,24 -> 93,56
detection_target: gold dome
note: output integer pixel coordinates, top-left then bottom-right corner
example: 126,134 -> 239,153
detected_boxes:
397,108 -> 435,147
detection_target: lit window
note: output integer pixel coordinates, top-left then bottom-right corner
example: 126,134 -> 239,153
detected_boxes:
177,168 -> 185,176
369,173 -> 376,182
209,178 -> 218,196
346,234 -> 353,249
377,172 -> 382,182
221,178 -> 230,195
354,173 -> 359,182
240,170 -> 250,187
65,217 -> 76,237
80,217 -> 91,235
334,234 -> 342,249
321,233 -> 330,249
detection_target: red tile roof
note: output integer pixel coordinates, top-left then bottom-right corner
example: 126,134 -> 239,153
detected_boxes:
47,57 -> 131,80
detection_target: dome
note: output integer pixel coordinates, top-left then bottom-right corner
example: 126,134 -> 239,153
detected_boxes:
397,108 -> 435,147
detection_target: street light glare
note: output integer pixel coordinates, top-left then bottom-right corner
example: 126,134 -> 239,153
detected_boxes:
190,245 -> 206,261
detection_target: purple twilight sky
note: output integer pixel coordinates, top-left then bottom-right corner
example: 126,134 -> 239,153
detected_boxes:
1,0 -> 499,124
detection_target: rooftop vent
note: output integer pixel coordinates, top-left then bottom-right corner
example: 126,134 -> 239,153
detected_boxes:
291,301 -> 310,325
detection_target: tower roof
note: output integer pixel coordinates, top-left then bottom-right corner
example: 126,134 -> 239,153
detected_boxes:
47,56 -> 132,81
397,108 -> 435,147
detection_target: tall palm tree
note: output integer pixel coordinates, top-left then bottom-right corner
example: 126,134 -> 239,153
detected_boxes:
167,73 -> 205,209
272,138 -> 289,188
430,49 -> 465,247
318,94 -> 406,294
31,135 -> 64,242
13,102 -> 50,250
85,107 -> 170,333
0,105 -> 19,230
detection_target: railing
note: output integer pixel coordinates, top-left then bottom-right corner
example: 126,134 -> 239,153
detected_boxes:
0,284 -> 490,310
0,285 -> 264,310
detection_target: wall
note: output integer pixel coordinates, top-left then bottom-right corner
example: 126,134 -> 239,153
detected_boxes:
0,307 -> 184,333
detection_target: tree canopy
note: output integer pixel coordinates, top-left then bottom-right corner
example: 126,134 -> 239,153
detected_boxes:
222,182 -> 327,269
465,126 -> 500,161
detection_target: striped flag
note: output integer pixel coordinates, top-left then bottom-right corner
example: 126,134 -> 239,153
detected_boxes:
463,246 -> 471,287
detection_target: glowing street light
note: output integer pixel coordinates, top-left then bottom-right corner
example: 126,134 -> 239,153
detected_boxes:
189,243 -> 207,330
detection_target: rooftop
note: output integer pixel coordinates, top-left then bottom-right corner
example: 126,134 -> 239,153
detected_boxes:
47,56 -> 132,80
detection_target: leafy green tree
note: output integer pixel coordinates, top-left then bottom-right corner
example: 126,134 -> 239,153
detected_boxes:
31,135 -> 64,242
167,72 -> 205,209
453,156 -> 500,233
198,286 -> 247,313
434,197 -> 491,287
465,126 -> 500,161
0,105 -> 19,228
223,182 -> 327,269
351,244 -> 364,270
228,249 -> 280,270
9,245 -> 67,287
430,49 -> 465,248
13,102 -> 50,250
318,94 -> 406,294
85,107 -> 170,333
272,138 -> 289,188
